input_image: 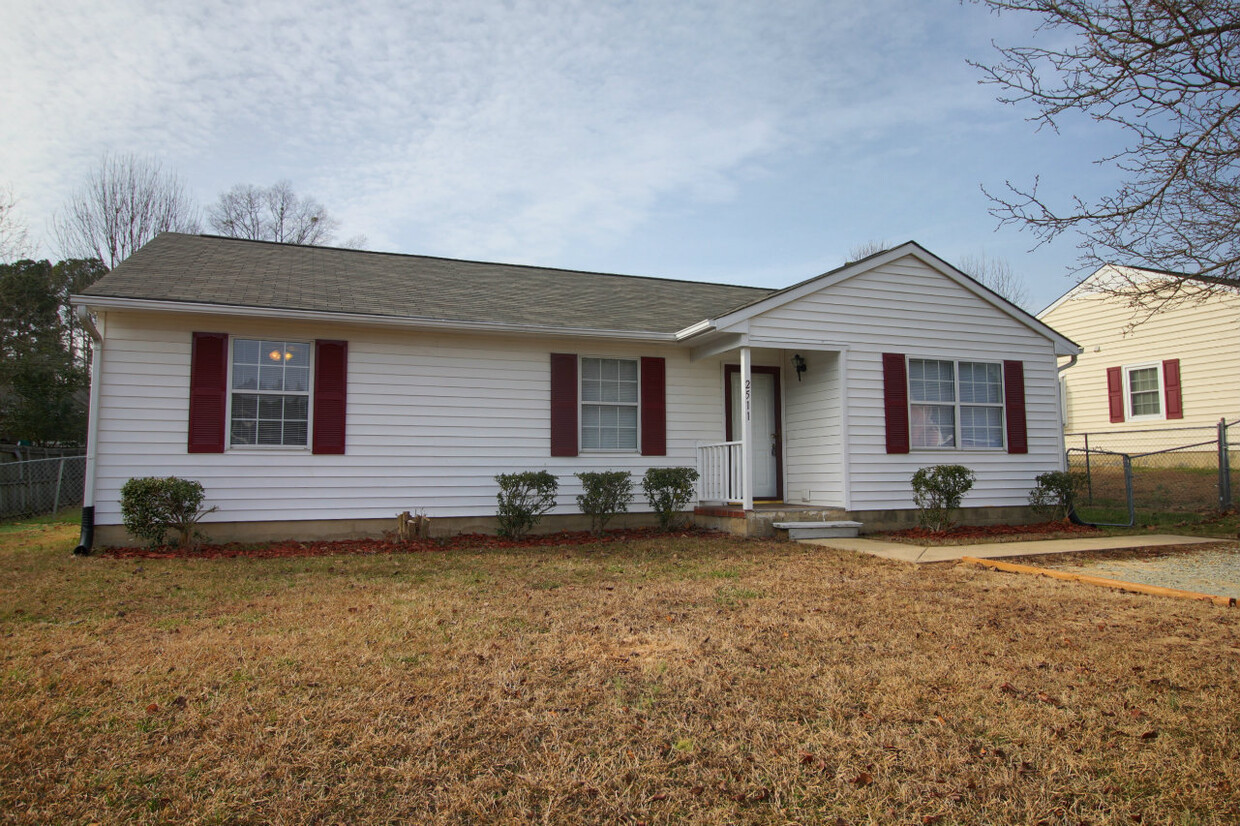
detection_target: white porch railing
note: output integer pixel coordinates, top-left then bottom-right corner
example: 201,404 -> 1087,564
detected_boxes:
696,441 -> 743,504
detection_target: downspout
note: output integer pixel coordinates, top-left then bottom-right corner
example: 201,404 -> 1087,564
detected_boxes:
74,306 -> 103,555
1056,352 -> 1085,524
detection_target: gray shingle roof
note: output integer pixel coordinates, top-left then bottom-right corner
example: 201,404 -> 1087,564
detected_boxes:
80,233 -> 775,335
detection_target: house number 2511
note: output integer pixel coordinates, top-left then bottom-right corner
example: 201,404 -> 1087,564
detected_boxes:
744,379 -> 751,422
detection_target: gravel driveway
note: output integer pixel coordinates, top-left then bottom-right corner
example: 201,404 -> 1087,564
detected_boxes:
1040,542 -> 1240,601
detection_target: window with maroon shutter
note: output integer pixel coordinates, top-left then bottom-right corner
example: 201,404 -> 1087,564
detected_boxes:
883,353 -> 910,454
312,340 -> 348,454
1003,360 -> 1027,454
188,332 -> 228,453
1163,358 -> 1183,419
1106,366 -> 1125,422
550,353 -> 578,456
640,356 -> 666,456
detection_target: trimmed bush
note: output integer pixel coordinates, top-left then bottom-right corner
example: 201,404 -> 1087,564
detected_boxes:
642,467 -> 699,531
575,471 -> 633,535
1029,470 -> 1081,521
495,471 -> 559,539
120,476 -> 218,547
911,465 -> 975,532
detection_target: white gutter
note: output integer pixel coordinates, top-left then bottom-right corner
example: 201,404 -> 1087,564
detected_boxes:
74,306 -> 104,555
70,295 -> 679,343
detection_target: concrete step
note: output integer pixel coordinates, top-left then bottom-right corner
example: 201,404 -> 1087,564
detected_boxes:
772,520 -> 863,540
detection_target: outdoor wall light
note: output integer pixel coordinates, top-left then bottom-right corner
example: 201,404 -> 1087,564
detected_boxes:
792,353 -> 807,381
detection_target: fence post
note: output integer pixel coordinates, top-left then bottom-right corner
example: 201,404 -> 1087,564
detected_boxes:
1084,433 -> 1093,504
1123,455 -> 1135,527
52,457 -> 66,514
1219,418 -> 1232,512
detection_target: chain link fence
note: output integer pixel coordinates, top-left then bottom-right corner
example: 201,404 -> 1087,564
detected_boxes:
0,456 -> 86,520
1065,420 -> 1237,525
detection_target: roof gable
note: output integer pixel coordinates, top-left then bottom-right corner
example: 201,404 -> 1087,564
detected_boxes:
697,242 -> 1080,356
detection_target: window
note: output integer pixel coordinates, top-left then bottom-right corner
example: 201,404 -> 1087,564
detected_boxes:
1125,363 -> 1163,419
909,358 -> 1004,449
580,357 -> 638,450
229,338 -> 311,446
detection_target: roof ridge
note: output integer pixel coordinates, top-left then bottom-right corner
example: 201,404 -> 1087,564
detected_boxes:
177,232 -> 775,294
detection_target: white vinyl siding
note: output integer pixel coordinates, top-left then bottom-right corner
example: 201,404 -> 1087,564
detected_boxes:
89,311 -> 723,526
783,351 -> 844,507
744,254 -> 1062,511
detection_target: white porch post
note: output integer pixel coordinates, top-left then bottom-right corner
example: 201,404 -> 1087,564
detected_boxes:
740,345 -> 754,511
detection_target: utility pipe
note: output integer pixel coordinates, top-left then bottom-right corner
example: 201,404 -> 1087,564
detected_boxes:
73,305 -> 102,555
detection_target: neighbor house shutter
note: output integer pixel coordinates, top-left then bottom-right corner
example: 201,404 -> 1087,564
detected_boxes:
882,353 -> 910,454
1106,366 -> 1125,423
188,332 -> 228,453
550,353 -> 578,457
312,340 -> 348,455
640,356 -> 666,456
1003,360 -> 1028,454
1163,358 -> 1183,419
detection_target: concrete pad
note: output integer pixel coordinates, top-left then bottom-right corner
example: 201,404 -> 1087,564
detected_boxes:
800,534 -> 1223,564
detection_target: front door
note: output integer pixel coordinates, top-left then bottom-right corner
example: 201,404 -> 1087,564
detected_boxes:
726,365 -> 783,501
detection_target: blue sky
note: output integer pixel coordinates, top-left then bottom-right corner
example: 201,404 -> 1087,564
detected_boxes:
1,0 -> 1128,311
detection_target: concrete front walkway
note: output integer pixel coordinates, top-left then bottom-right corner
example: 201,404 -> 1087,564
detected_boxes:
801,534 -> 1222,564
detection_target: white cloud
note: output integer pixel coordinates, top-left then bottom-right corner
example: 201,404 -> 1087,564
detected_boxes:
0,0 -> 1078,298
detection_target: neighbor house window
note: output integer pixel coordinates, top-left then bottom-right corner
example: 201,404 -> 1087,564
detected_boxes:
230,338 -> 310,446
580,357 -> 638,450
1125,363 -> 1162,419
909,358 -> 1004,449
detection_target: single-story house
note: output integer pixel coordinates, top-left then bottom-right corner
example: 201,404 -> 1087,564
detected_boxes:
1038,265 -> 1239,448
71,233 -> 1079,547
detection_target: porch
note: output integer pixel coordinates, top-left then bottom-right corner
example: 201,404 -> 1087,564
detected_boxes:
686,338 -> 850,536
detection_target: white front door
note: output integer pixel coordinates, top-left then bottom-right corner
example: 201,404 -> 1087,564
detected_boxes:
730,370 -> 780,500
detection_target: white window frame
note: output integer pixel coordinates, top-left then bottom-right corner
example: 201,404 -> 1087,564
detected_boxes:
227,337 -> 314,450
908,357 -> 1006,451
1123,361 -> 1164,421
579,356 -> 641,453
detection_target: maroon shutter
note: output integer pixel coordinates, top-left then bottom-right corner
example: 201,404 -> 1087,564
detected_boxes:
550,353 -> 578,457
882,353 -> 909,454
1003,360 -> 1028,454
313,340 -> 348,454
1106,366 -> 1125,423
1163,358 -> 1183,419
188,332 -> 228,453
640,356 -> 666,456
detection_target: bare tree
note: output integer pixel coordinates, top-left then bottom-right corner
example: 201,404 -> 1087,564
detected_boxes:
53,153 -> 201,269
972,0 -> 1240,309
0,186 -> 32,264
956,251 -> 1031,309
208,180 -> 346,246
847,239 -> 892,262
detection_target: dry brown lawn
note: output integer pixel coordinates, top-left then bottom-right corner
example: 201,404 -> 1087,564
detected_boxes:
3,520 -> 1239,825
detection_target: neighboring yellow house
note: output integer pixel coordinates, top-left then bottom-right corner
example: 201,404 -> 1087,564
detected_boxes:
1038,265 -> 1240,442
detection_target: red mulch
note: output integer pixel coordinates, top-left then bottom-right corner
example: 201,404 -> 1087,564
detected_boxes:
99,527 -> 711,560
884,521 -> 1103,543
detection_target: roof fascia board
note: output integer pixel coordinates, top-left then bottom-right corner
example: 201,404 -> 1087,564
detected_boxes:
70,295 -> 678,343
710,242 -> 1081,357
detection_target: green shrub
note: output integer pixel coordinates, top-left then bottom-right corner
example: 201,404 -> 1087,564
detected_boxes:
1029,470 -> 1081,520
911,465 -> 975,532
495,470 -> 559,539
575,471 -> 633,535
120,476 -> 218,547
642,467 -> 700,530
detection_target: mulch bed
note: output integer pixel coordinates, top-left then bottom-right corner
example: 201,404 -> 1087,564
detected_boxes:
99,527 -> 711,559
881,520 -> 1104,545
